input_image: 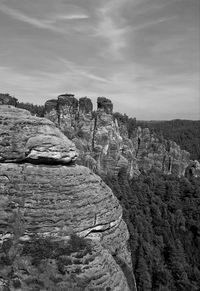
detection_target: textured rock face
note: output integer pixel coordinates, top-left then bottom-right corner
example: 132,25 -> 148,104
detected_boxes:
44,94 -> 79,138
0,105 -> 77,164
45,95 -> 192,179
0,164 -> 133,289
77,97 -> 94,141
44,95 -> 128,177
97,96 -> 113,114
131,127 -> 190,177
79,97 -> 93,114
0,105 -> 135,290
92,110 -> 125,176
44,99 -> 58,125
57,94 -> 78,136
0,164 -> 122,239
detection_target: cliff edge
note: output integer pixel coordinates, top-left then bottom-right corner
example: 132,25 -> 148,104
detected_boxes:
0,105 -> 136,290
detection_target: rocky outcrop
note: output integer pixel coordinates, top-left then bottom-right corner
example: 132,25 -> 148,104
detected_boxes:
97,97 -> 113,114
45,94 -> 79,139
44,96 -> 128,177
0,105 -> 136,290
0,106 -> 77,164
77,97 -> 94,141
91,97 -> 126,176
131,127 -> 190,176
44,95 -> 193,178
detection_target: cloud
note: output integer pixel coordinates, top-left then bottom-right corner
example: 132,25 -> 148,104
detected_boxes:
94,0 -> 128,59
0,59 -> 198,120
0,3 -> 89,33
0,66 -> 58,102
132,16 -> 176,31
47,13 -> 89,23
53,58 -> 109,83
0,3 -> 58,30
0,0 -> 198,120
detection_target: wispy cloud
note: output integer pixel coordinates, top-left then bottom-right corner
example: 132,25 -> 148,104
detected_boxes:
0,0 -> 198,120
133,16 -> 176,31
95,0 -> 128,59
56,58 -> 109,83
47,13 -> 89,23
0,3 -> 89,33
0,3 -> 58,30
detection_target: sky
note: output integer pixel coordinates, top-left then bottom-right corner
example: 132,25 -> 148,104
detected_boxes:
0,0 -> 199,120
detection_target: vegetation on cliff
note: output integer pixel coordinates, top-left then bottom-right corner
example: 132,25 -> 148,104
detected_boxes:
0,232 -> 94,290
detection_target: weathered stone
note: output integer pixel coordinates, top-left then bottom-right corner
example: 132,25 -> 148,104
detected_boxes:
56,94 -> 79,138
58,94 -> 78,109
0,105 -> 77,164
97,97 -> 113,114
77,98 -> 94,141
131,127 -> 190,177
93,116 -> 124,175
44,99 -> 57,113
79,97 -> 93,114
0,164 -> 122,238
44,95 -> 195,180
0,164 -> 134,290
44,99 -> 59,126
0,105 -> 136,290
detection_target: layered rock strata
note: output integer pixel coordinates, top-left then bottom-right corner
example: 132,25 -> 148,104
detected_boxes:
0,106 -> 77,164
44,95 -> 192,178
0,105 -> 135,290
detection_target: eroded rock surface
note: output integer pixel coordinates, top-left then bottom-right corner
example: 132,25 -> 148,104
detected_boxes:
44,95 -> 193,179
0,105 -> 135,290
131,127 -> 190,177
44,96 -> 128,177
0,105 -> 77,164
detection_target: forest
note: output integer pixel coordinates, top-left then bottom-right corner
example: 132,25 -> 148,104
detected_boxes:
102,170 -> 200,291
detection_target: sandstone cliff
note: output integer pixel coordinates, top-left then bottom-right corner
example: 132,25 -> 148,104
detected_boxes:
44,94 -> 192,179
0,105 -> 136,290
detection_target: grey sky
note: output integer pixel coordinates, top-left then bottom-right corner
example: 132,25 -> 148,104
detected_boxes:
0,0 -> 199,119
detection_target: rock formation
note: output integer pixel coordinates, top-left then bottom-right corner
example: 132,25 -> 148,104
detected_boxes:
130,127 -> 190,177
44,95 -> 193,179
0,106 -> 77,164
0,105 -> 136,290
